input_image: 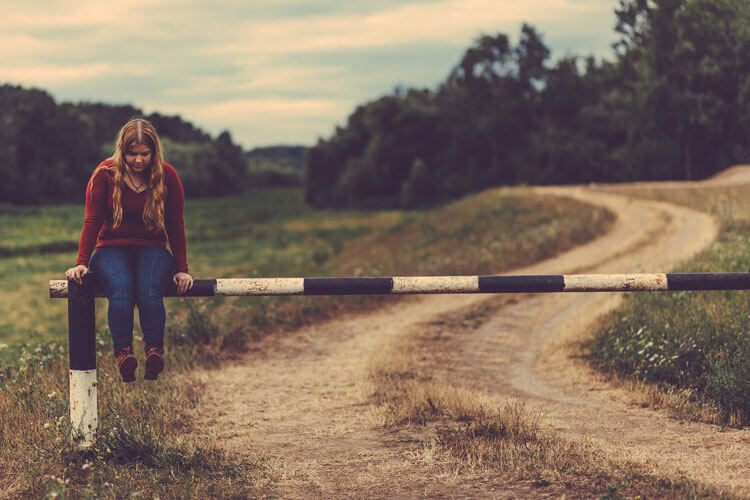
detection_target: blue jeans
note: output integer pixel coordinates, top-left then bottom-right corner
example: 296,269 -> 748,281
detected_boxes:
89,246 -> 175,354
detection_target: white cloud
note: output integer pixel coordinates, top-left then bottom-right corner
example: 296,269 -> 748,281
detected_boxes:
0,63 -> 112,86
160,65 -> 349,99
195,97 -> 346,117
231,66 -> 349,93
1,0 -> 173,28
206,0 -> 609,56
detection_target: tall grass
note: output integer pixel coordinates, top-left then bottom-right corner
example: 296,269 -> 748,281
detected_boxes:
0,186 -> 612,497
588,184 -> 750,426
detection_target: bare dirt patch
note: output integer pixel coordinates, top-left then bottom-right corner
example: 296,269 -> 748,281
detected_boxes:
194,183 -> 750,498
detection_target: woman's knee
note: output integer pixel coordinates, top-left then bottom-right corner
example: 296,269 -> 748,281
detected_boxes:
110,290 -> 136,305
135,289 -> 165,305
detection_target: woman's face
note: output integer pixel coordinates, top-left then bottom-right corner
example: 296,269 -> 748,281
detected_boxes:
124,143 -> 152,175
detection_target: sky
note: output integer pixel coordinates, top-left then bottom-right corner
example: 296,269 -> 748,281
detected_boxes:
1,0 -> 620,150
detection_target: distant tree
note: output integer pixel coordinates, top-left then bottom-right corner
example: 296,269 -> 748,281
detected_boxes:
306,25 -> 557,208
0,85 -> 97,203
214,131 -> 248,192
401,158 -> 439,208
245,145 -> 306,187
148,112 -> 211,143
306,89 -> 440,208
305,4 -> 750,209
0,84 -> 249,204
612,0 -> 750,180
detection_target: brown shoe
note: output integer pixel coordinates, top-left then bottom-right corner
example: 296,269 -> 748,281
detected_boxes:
116,346 -> 137,383
144,347 -> 164,380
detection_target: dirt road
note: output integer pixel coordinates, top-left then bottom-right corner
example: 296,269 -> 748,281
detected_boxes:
195,182 -> 750,498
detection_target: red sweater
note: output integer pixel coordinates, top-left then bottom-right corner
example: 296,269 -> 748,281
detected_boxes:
76,161 -> 189,273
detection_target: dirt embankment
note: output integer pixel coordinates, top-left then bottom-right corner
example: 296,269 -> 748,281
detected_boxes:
194,180 -> 750,498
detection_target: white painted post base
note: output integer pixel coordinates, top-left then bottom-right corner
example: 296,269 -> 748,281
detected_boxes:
69,369 -> 97,449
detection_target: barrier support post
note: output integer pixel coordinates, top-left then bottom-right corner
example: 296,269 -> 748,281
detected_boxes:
67,277 -> 97,450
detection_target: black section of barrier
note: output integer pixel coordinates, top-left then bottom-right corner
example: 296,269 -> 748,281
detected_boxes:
479,275 -> 565,293
667,272 -> 750,291
163,279 -> 217,297
305,277 -> 394,295
68,277 -> 96,371
83,278 -> 216,298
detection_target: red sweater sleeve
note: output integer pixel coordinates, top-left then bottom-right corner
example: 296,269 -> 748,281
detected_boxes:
164,164 -> 189,273
76,168 -> 108,267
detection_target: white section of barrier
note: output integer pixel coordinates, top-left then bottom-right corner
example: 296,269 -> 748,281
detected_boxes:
563,273 -> 669,291
215,278 -> 305,296
391,276 -> 479,294
49,280 -> 68,299
69,369 -> 97,449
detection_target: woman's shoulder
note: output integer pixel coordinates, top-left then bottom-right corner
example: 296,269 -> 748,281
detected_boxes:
93,159 -> 115,170
90,160 -> 115,182
161,162 -> 179,178
161,162 -> 184,188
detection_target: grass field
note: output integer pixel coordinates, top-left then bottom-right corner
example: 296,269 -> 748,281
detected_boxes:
0,188 -> 400,346
0,186 -> 621,498
588,183 -> 750,427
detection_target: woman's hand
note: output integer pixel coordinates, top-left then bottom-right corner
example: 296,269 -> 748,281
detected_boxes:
65,265 -> 88,285
173,272 -> 194,295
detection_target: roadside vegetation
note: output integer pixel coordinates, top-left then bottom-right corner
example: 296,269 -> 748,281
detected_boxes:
587,182 -> 750,427
0,186 -> 612,498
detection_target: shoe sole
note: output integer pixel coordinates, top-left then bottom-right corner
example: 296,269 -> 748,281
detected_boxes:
119,356 -> 138,383
145,353 -> 163,380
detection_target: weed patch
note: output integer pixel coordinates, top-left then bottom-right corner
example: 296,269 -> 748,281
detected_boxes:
588,185 -> 750,427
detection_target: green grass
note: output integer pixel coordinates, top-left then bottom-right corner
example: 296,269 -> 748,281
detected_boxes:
0,186 -> 614,497
0,203 -> 84,256
588,184 -> 750,427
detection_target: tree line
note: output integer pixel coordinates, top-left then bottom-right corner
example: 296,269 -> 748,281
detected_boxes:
0,85 -> 247,204
306,0 -> 750,208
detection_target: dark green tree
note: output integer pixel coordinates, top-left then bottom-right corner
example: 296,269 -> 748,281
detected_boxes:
0,84 -> 249,204
612,0 -> 750,180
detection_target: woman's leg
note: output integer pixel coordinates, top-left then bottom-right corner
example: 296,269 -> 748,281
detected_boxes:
88,247 -> 136,354
133,246 -> 175,352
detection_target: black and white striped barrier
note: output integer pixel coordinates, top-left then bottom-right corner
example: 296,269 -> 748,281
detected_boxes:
50,272 -> 750,449
50,273 -> 750,300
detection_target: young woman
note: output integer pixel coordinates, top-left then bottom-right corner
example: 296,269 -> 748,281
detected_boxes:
65,118 -> 193,382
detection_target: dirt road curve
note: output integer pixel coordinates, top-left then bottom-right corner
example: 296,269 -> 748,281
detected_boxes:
195,181 -> 750,498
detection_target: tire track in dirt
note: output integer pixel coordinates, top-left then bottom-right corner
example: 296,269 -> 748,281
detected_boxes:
194,183 -> 750,498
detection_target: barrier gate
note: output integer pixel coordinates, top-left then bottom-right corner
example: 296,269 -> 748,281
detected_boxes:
49,272 -> 750,449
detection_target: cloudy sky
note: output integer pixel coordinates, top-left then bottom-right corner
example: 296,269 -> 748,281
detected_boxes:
2,0 -> 620,149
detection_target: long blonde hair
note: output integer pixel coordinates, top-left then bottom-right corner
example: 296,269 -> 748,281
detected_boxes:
96,118 -> 166,232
